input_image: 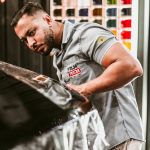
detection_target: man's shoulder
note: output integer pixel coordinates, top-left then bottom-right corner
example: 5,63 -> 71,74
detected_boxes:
64,20 -> 110,35
74,21 -> 102,30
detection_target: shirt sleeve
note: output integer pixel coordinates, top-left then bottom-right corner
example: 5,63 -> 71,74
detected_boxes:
80,25 -> 118,65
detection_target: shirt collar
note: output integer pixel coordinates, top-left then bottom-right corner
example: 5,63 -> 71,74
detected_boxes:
62,20 -> 75,45
51,20 -> 76,55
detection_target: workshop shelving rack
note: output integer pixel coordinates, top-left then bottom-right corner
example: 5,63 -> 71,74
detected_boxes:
50,0 -> 138,57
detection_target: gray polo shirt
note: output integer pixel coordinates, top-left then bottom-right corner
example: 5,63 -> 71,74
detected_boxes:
53,20 -> 144,149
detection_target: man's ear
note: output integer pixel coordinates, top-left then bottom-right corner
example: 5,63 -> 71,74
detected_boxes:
43,15 -> 52,26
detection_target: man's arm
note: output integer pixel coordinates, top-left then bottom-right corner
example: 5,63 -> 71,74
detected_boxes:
67,42 -> 143,97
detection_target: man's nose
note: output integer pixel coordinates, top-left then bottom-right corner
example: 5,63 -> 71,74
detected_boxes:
27,37 -> 36,49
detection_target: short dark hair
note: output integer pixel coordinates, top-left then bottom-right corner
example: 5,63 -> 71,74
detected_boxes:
11,2 -> 45,27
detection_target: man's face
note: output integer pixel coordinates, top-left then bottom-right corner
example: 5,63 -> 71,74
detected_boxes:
14,13 -> 54,56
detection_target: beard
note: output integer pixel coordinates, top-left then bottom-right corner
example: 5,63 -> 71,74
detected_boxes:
40,29 -> 55,56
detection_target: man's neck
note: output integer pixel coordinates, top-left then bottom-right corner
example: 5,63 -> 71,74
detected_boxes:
55,22 -> 64,49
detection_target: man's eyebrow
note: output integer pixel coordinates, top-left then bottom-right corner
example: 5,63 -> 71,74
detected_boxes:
20,30 -> 28,42
26,29 -> 32,35
20,27 -> 35,42
20,29 -> 30,41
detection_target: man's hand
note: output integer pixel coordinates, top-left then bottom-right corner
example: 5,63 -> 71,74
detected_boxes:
67,83 -> 92,113
77,98 -> 92,114
67,83 -> 92,97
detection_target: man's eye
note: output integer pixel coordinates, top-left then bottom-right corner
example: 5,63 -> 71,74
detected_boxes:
29,30 -> 35,36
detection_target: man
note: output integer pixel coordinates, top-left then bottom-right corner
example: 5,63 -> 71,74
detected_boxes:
11,2 -> 144,150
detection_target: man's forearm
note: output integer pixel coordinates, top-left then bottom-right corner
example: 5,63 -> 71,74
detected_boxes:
67,58 -> 143,97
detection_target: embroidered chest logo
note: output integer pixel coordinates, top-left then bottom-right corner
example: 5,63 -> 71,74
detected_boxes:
67,64 -> 81,77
